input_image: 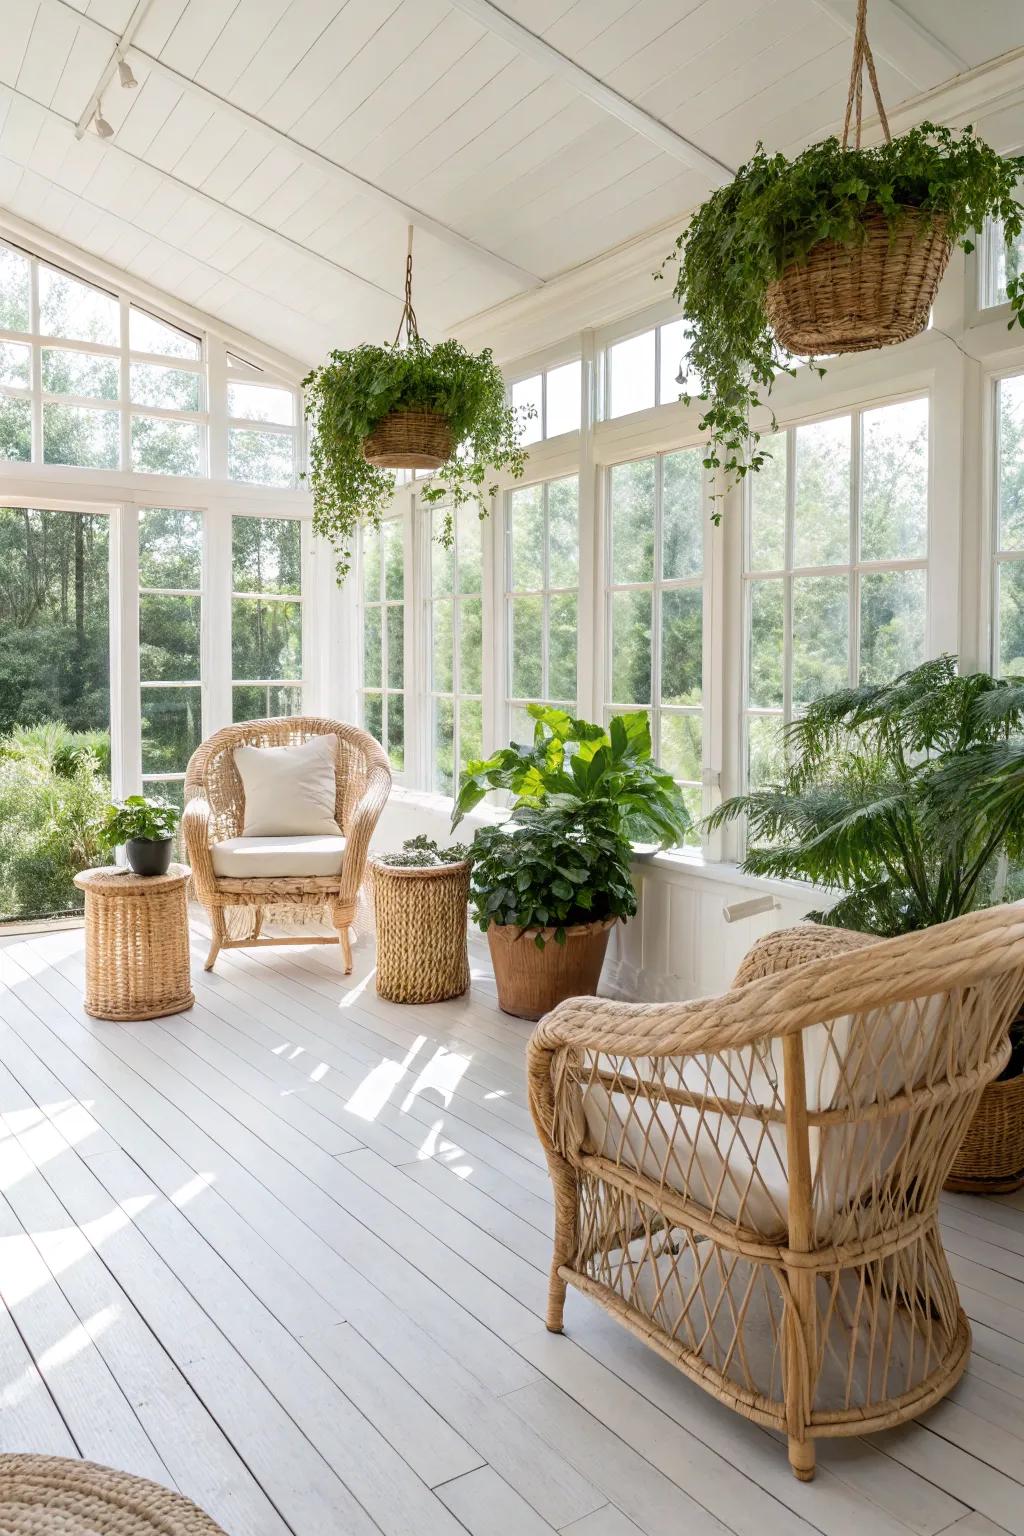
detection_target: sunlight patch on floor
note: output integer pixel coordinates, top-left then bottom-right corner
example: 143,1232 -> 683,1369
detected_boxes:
400,1045 -> 471,1111
345,1038 -> 425,1122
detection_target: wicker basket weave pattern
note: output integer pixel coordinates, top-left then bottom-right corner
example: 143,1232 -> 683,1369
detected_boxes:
371,859 -> 470,1003
0,1454 -> 227,1533
363,408 -> 453,470
946,1066 -> 1024,1192
73,864 -> 193,1022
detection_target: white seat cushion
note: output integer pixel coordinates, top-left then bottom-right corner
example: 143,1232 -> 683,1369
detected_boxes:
234,734 -> 341,837
212,834 -> 346,879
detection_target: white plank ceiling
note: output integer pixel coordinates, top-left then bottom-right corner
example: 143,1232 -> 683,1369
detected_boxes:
0,0 -> 1020,365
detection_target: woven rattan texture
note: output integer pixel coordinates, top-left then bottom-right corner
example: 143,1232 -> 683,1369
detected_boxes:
0,1455 -> 227,1534
946,1067 -> 1024,1192
363,408 -> 453,470
527,905 -> 1024,1481
73,865 -> 193,1022
183,717 -> 390,974
371,860 -> 470,1003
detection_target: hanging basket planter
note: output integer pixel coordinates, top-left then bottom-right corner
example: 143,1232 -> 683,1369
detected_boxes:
362,407 -> 454,470
764,206 -> 952,356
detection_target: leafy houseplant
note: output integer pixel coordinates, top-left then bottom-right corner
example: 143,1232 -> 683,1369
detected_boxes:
97,793 -> 180,877
303,336 -> 530,579
374,835 -> 471,869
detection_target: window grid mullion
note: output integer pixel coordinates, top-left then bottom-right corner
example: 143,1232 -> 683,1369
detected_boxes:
849,408 -> 862,685
783,426 -> 795,727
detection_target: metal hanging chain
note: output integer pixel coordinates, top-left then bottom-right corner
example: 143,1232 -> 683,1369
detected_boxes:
392,224 -> 421,348
841,0 -> 891,149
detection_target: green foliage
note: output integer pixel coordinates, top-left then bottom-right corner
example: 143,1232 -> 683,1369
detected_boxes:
303,337 -> 532,580
452,704 -> 692,849
468,807 -> 636,949
0,722 -> 112,921
376,835 -> 471,868
660,124 -> 1024,504
707,656 -> 1024,934
96,794 -> 180,849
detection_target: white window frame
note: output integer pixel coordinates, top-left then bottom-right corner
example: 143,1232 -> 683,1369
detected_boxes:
137,506 -> 204,803
357,511 -> 410,780
504,473 -> 581,733
422,498 -> 486,796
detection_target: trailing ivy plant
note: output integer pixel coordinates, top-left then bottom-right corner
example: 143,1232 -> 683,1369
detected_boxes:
303,337 -> 531,579
659,124 -> 1024,506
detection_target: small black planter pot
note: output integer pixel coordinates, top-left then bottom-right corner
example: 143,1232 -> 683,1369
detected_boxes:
126,836 -> 173,876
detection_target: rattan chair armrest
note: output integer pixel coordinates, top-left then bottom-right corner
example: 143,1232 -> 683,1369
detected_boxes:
339,763 -> 392,904
732,923 -> 880,988
182,796 -> 217,902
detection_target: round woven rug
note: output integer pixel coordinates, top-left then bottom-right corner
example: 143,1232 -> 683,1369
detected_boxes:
0,1457 -> 227,1535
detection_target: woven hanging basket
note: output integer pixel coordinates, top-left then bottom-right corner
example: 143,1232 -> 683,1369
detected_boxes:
363,407 -> 454,470
764,206 -> 952,356
945,1065 -> 1024,1194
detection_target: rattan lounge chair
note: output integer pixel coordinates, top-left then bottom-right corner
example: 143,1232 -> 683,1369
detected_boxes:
527,906 -> 1024,1480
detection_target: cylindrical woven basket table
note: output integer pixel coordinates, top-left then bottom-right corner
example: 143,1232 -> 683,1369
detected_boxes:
0,1454 -> 227,1534
945,1068 -> 1024,1193
73,864 -> 194,1022
363,408 -> 453,470
371,859 -> 470,1003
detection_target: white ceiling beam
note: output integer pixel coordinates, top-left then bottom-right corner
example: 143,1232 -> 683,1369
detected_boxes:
807,0 -> 966,92
42,0 -> 542,293
444,0 -> 734,185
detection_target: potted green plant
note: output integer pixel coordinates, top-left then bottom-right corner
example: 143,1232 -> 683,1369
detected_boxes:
97,794 -> 180,877
660,5 -> 1024,502
706,655 -> 1024,1191
454,706 -> 691,1019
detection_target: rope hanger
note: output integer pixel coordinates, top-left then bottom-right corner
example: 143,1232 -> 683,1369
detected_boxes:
392,224 -> 420,347
841,0 -> 891,149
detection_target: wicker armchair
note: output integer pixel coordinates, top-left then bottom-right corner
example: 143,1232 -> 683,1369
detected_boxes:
184,717 -> 391,973
528,906 -> 1024,1481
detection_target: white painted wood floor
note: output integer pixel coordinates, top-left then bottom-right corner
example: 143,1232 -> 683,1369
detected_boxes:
0,917 -> 1022,1536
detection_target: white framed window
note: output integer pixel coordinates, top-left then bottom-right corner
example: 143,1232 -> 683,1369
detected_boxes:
510,358 -> 582,442
605,447 -> 706,825
226,353 -> 299,488
138,507 -> 203,809
981,215 -> 1024,311
505,475 -> 579,738
231,514 -> 304,721
743,396 -> 930,786
604,317 -> 698,419
427,502 -> 483,795
360,517 -> 406,772
993,373 -> 1024,674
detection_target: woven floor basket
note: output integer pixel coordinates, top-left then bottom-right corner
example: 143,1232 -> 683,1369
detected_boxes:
363,408 -> 454,470
764,206 -> 951,355
0,1454 -> 227,1534
371,859 -> 470,1003
945,1067 -> 1024,1193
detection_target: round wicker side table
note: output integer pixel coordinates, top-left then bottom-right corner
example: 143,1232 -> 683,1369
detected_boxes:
0,1454 -> 227,1533
73,864 -> 194,1022
371,859 -> 470,1004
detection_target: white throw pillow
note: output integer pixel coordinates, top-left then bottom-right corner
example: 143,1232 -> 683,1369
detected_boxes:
234,734 -> 341,837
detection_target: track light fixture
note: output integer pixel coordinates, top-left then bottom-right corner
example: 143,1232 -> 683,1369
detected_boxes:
117,57 -> 138,89
93,106 -> 114,139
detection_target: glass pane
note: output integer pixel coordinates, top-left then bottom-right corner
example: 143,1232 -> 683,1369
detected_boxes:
229,429 -> 294,486
512,374 -> 542,445
860,569 -> 926,684
383,519 -> 403,600
0,245 -> 30,331
0,341 -> 29,388
661,588 -> 702,704
658,318 -> 698,402
508,483 -> 543,591
545,360 -> 581,437
548,476 -> 578,588
750,431 -> 786,570
999,562 -> 1024,675
0,396 -> 31,461
43,403 -> 119,468
431,513 -> 454,596
140,685 -> 202,774
140,595 -> 200,681
998,375 -> 1024,551
388,694 -> 405,772
42,346 -> 118,400
130,308 -> 200,359
232,684 -> 302,722
460,697 -> 482,769
39,265 -> 119,345
130,362 -> 200,412
609,457 -> 655,584
794,416 -> 851,568
662,449 -> 703,580
860,398 -> 929,562
131,416 -> 201,476
432,599 -> 454,692
433,697 -> 455,795
608,330 -> 655,418
510,704 -> 536,744
459,596 -> 482,694
363,606 -> 382,688
748,579 -> 784,709
363,690 -> 383,743
660,711 -> 701,782
747,715 -> 786,787
233,517 -> 301,594
228,380 -> 294,424
793,575 -> 849,705
362,525 -> 382,598
549,591 -> 577,702
386,605 -> 403,689
141,778 -> 185,813
139,508 -> 202,589
232,597 -> 302,679
457,504 -> 482,594
610,589 -> 652,704
510,594 -> 543,700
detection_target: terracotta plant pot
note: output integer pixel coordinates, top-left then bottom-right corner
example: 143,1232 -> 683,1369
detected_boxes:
487,916 -> 616,1022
